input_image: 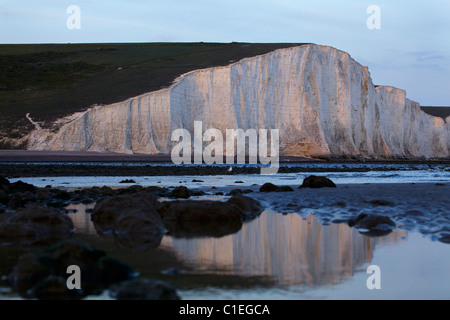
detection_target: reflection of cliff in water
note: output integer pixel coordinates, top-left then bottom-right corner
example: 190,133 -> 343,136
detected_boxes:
66,204 -> 405,289
160,211 -> 405,287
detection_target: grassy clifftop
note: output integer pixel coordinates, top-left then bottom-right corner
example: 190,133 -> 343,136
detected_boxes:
0,42 -> 305,144
420,107 -> 450,119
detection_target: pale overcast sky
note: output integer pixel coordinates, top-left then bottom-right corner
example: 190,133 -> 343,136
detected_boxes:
1,0 -> 449,106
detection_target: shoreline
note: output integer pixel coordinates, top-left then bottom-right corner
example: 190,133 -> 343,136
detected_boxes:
1,162 -> 449,178
1,150 -> 450,163
1,176 -> 448,245
1,150 -> 449,178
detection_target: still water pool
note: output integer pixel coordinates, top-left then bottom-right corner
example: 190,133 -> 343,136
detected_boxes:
55,205 -> 450,300
1,167 -> 449,300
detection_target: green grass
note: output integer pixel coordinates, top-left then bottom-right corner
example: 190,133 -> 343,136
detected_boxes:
0,42 -> 306,142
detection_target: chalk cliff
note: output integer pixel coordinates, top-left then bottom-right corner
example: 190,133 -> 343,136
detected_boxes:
26,44 -> 450,159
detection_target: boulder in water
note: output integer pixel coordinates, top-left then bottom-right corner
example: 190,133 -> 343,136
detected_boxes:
299,176 -> 336,188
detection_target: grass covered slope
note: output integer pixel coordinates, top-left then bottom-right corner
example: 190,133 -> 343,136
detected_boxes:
0,42 -> 305,146
421,106 -> 450,119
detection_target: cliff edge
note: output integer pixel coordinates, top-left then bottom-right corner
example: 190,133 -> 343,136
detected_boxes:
25,44 -> 450,159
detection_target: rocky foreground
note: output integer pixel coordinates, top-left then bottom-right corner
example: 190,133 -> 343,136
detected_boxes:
0,175 -> 449,300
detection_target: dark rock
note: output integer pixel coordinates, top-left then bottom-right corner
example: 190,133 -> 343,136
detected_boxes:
191,190 -> 206,197
348,213 -> 396,237
114,233 -> 164,252
53,190 -> 71,201
119,179 -> 136,184
36,188 -> 50,200
69,188 -> 103,204
299,176 -> 336,188
3,182 -> 75,209
109,278 -> 180,300
9,181 -> 37,194
160,200 -> 242,223
95,256 -> 135,285
91,193 -> 161,234
143,186 -> 169,196
235,181 -> 244,184
117,185 -> 144,194
107,185 -> 168,198
170,186 -> 190,198
113,213 -> 166,251
0,190 -> 9,205
159,200 -> 242,238
114,213 -> 165,236
169,186 -> 205,199
332,219 -> 349,224
96,186 -> 116,196
31,275 -> 81,300
7,253 -> 51,295
192,179 -> 204,183
0,176 -> 11,190
7,191 -> 37,209
7,239 -> 135,299
277,186 -> 294,192
259,183 -> 280,192
80,199 -> 93,205
45,199 -> 70,208
226,195 -> 263,221
0,205 -> 74,244
91,193 -> 165,250
228,189 -> 243,196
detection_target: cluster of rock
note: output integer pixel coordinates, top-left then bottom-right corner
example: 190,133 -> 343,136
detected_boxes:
91,190 -> 264,244
7,238 -> 180,300
254,175 -> 397,237
0,176 -> 267,300
0,174 -> 405,300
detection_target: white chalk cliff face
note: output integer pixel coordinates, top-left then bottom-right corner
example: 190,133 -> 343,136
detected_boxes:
27,44 -> 450,159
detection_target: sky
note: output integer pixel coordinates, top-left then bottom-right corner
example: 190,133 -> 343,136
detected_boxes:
1,0 -> 449,106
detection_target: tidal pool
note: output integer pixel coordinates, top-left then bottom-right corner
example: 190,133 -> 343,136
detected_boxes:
49,205 -> 450,299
